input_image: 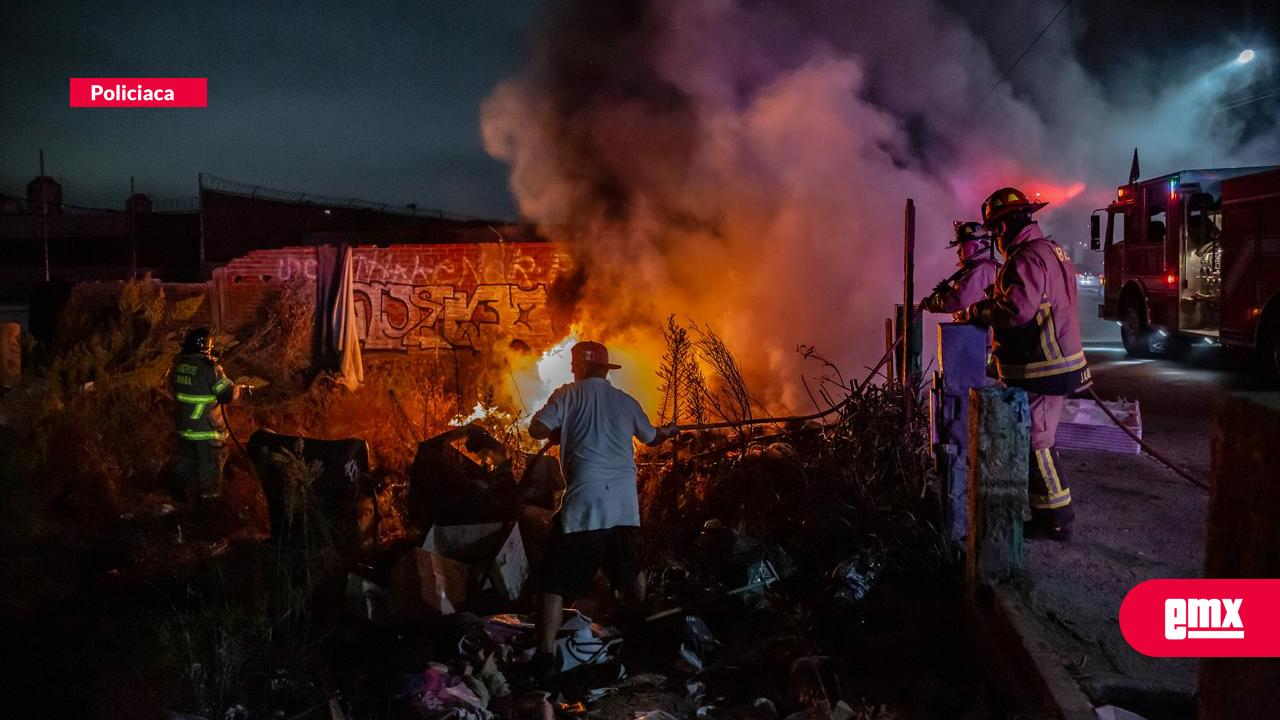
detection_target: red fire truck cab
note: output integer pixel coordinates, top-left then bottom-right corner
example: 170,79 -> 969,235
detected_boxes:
1091,165 -> 1280,376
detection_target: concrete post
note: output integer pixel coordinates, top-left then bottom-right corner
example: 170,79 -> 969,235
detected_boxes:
932,323 -> 990,541
1199,393 -> 1280,720
966,386 -> 1029,591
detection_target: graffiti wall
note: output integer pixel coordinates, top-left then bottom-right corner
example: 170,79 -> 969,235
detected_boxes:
222,242 -> 574,353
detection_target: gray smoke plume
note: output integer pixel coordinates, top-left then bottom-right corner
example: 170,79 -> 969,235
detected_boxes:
482,0 -> 1279,407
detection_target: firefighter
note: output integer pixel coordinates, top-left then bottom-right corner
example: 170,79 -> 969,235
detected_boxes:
923,221 -> 1000,320
961,187 -> 1091,541
169,327 -> 242,510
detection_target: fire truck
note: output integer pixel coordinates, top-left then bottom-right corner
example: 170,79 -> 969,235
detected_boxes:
1091,165 -> 1280,376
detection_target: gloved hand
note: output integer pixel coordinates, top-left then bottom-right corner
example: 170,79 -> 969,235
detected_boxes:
547,428 -> 562,446
960,300 -> 994,327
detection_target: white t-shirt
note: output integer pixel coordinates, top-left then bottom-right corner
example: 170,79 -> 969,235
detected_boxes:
532,377 -> 657,533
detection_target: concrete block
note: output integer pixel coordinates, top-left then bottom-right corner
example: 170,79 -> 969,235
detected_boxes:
967,386 -> 1029,590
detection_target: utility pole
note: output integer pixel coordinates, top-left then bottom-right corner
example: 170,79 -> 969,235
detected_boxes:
129,176 -> 138,279
39,150 -> 50,282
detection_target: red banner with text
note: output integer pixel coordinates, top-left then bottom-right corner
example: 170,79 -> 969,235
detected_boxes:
70,78 -> 207,107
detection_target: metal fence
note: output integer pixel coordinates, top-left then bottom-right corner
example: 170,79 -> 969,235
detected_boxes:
199,173 -> 488,222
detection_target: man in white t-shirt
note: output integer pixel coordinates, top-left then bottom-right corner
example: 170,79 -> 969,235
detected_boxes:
527,340 -> 676,683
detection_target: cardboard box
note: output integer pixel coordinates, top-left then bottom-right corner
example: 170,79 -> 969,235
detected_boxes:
390,522 -> 528,616
390,548 -> 470,616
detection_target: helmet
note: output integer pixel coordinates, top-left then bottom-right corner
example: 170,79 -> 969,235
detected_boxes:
182,327 -> 214,355
948,221 -> 988,247
980,187 -> 1048,228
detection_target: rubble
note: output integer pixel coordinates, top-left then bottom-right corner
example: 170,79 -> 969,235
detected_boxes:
409,425 -> 565,529
390,522 -> 528,616
830,552 -> 883,609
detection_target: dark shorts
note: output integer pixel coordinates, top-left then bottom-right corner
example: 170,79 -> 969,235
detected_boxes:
537,516 -> 640,601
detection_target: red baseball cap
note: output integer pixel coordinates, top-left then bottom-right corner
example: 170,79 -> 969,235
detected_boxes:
572,340 -> 622,369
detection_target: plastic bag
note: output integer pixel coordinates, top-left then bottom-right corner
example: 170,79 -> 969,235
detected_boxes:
831,552 -> 882,608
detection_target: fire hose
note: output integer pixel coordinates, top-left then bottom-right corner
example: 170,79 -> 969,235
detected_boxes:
1085,387 -> 1208,490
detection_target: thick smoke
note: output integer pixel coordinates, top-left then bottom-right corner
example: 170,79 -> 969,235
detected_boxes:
482,0 -> 1279,409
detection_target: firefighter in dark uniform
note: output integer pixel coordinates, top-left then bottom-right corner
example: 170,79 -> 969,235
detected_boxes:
170,328 -> 241,506
923,221 -> 1001,320
962,188 -> 1091,541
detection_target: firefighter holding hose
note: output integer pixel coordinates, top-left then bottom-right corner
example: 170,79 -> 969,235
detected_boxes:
961,188 -> 1091,541
923,221 -> 1000,320
526,341 -> 677,685
169,327 -> 244,513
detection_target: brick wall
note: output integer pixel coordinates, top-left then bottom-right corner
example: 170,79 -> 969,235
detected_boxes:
220,242 -> 575,354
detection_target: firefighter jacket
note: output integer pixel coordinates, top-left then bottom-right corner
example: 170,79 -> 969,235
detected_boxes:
925,257 -> 1000,320
969,223 -> 1091,395
169,352 -> 236,441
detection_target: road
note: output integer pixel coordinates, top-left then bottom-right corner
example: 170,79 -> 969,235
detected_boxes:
1010,290 -> 1271,718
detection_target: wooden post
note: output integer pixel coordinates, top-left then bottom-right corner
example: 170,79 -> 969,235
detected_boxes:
966,386 -> 1029,592
1199,393 -> 1280,720
884,317 -> 895,385
901,199 -> 916,412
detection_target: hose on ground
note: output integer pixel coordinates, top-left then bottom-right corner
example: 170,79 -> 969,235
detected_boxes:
1087,387 -> 1209,491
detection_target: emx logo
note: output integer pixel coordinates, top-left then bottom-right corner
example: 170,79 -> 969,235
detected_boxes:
1121,579 -> 1280,657
1165,597 -> 1243,639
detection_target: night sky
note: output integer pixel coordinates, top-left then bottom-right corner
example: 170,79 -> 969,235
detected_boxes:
1,0 -> 1275,219
1,0 -> 537,217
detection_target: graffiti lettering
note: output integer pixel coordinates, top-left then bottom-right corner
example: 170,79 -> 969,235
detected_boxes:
353,282 -> 555,352
277,256 -> 318,282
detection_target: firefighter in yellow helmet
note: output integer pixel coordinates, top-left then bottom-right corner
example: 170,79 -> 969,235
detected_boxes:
169,328 -> 242,512
961,187 -> 1091,541
923,221 -> 1001,320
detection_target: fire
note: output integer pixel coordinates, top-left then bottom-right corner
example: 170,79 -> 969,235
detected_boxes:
513,327 -> 581,421
450,401 -> 493,427
462,321 -> 665,430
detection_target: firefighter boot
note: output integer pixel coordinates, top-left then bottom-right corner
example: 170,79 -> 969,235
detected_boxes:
1026,446 -> 1074,541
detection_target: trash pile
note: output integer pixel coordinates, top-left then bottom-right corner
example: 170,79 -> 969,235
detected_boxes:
165,383 -> 947,718
331,498 -> 895,720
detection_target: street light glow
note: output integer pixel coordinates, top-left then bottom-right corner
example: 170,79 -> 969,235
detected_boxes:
1237,49 -> 1256,64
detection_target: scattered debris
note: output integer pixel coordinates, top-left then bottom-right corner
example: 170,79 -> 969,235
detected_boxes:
391,522 -> 528,616
344,572 -> 389,621
1095,705 -> 1150,720
831,552 -> 883,608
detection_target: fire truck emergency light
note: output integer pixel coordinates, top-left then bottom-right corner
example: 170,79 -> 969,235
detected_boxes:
1237,49 -> 1255,65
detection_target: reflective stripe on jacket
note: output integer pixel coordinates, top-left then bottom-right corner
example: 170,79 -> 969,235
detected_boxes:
982,223 -> 1091,395
170,353 -> 235,441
